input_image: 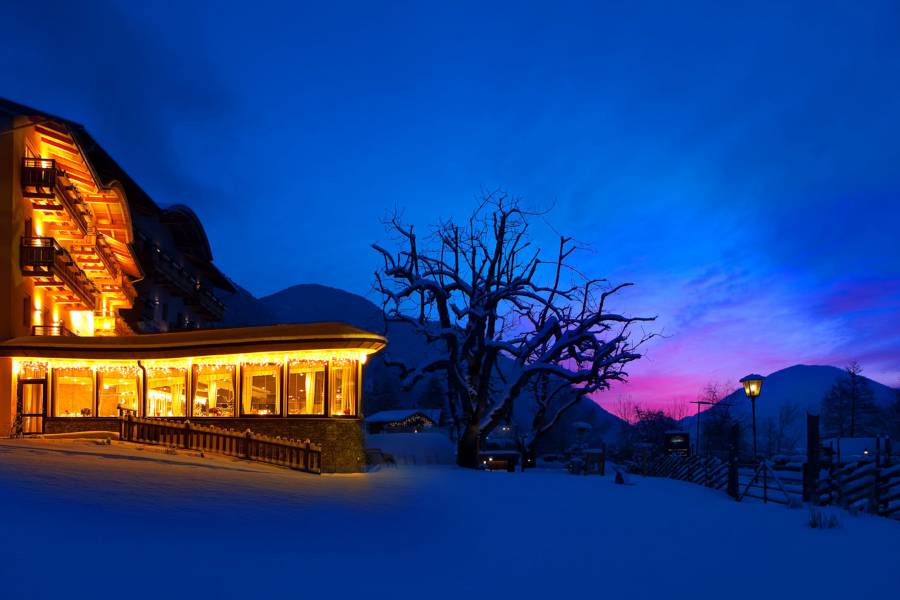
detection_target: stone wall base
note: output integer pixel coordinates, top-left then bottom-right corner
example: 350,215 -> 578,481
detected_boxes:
43,417 -> 365,473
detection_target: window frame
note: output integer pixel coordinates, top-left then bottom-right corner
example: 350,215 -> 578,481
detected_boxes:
191,363 -> 237,418
240,363 -> 282,417
328,360 -> 359,418
145,367 -> 189,418
285,361 -> 327,417
51,367 -> 96,418
96,370 -> 142,417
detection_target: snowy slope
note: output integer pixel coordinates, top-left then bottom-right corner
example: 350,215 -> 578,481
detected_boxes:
2,438 -> 898,600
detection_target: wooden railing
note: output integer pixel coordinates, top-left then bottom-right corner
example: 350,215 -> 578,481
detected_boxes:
21,157 -> 60,196
640,452 -> 900,519
31,323 -> 77,337
192,285 -> 226,320
20,236 -> 98,310
150,246 -> 198,297
119,414 -> 322,474
95,234 -> 122,280
22,158 -> 92,234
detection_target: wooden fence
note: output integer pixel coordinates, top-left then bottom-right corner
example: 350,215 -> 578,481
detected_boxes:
643,454 -> 731,491
641,452 -> 900,519
119,415 -> 322,474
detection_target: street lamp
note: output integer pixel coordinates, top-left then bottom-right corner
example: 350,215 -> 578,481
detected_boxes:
740,374 -> 765,459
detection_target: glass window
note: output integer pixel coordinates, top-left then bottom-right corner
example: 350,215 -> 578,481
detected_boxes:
242,364 -> 280,416
287,362 -> 325,415
98,371 -> 140,417
147,368 -> 187,417
193,365 -> 235,417
54,368 -> 94,417
330,361 -> 357,416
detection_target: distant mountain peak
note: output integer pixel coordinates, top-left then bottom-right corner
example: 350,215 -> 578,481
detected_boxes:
259,283 -> 384,331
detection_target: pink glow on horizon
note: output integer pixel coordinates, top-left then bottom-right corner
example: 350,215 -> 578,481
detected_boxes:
588,275 -> 900,415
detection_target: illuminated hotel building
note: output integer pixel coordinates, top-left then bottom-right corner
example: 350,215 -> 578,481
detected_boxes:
0,99 -> 384,471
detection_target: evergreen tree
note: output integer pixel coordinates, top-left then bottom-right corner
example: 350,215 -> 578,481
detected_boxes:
822,362 -> 879,437
886,385 -> 900,442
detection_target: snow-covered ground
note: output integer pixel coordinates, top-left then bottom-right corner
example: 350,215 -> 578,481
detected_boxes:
0,438 -> 897,599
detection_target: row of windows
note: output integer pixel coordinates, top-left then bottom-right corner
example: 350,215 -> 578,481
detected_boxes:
44,360 -> 358,419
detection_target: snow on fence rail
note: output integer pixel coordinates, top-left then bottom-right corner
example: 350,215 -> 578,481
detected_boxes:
119,414 -> 322,474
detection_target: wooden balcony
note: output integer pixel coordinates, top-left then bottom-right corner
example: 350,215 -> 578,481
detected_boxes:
20,158 -> 60,198
190,285 -> 226,321
95,235 -> 121,279
31,324 -> 77,337
20,236 -> 98,311
149,246 -> 198,297
21,158 -> 92,235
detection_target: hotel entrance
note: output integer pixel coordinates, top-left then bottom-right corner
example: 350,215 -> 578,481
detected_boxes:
17,379 -> 46,434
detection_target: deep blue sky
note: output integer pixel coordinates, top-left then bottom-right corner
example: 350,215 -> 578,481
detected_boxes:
3,1 -> 898,406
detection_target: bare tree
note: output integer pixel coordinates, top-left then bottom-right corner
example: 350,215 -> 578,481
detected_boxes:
693,382 -> 741,456
667,398 -> 690,422
762,401 -> 801,455
373,193 -> 654,468
691,382 -> 731,455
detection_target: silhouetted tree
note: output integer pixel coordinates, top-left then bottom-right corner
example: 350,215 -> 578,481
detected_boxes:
373,193 -> 654,467
885,384 -> 900,443
762,401 -> 801,455
632,407 -> 678,454
694,382 -> 739,456
822,362 -> 879,437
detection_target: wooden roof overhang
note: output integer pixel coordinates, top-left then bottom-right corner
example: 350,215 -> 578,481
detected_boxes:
0,323 -> 387,361
32,121 -> 140,272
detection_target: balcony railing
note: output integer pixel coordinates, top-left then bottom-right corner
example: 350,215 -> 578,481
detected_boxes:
31,324 -> 77,337
20,236 -> 98,310
95,235 -> 121,279
21,158 -> 60,198
193,286 -> 226,320
150,246 -> 198,297
21,158 -> 91,234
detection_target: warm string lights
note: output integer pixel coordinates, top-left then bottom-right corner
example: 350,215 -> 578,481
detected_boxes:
14,349 -> 370,376
14,359 -> 142,377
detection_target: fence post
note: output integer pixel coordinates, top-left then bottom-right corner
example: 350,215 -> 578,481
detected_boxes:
244,429 -> 252,459
804,413 -> 820,503
184,420 -> 192,450
727,423 -> 740,499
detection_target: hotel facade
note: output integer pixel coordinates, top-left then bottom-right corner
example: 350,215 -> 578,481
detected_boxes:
0,99 -> 384,471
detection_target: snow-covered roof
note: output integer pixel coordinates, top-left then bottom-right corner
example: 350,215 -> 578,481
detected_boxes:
365,409 -> 441,424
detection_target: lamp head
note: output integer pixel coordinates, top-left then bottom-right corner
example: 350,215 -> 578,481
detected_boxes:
740,374 -> 765,399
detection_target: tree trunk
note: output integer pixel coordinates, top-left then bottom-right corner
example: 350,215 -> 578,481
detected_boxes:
456,423 -> 481,468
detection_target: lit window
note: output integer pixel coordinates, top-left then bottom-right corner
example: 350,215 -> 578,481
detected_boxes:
147,368 -> 187,417
98,371 -> 140,416
287,361 -> 325,415
330,361 -> 357,416
242,364 -> 280,416
54,368 -> 94,417
194,365 -> 235,417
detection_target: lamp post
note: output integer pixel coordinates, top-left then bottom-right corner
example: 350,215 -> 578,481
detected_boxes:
740,374 -> 765,459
